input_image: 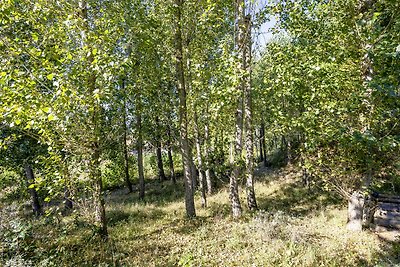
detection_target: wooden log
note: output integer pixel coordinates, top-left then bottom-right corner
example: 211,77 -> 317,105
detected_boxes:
375,210 -> 400,220
376,198 -> 400,204
374,218 -> 400,229
368,192 -> 400,229
377,203 -> 400,212
375,193 -> 400,200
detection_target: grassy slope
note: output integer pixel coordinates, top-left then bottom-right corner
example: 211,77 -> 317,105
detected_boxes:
2,167 -> 400,266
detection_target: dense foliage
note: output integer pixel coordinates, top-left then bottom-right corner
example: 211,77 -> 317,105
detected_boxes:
254,0 -> 400,195
0,0 -> 399,265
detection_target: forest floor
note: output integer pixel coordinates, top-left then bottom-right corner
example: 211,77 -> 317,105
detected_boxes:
2,166 -> 400,266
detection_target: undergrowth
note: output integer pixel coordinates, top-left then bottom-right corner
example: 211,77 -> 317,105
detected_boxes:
1,167 -> 399,266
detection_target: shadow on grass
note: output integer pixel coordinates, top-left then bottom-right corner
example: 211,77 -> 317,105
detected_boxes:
366,241 -> 400,266
107,179 -> 186,207
208,202 -> 232,218
107,207 -> 167,227
206,168 -> 342,219
251,166 -> 343,217
257,178 -> 343,217
170,216 -> 211,235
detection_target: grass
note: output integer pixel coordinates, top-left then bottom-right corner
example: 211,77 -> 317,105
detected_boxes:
1,166 -> 400,266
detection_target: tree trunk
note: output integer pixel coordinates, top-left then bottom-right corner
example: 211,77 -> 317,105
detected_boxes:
231,98 -> 243,217
301,156 -> 310,188
243,15 -> 257,211
287,138 -> 293,165
259,127 -> 264,163
194,111 -> 207,208
24,165 -> 42,217
346,1 -> 376,232
156,142 -> 166,182
230,0 -> 248,218
137,110 -> 145,200
205,170 -> 212,194
261,121 -> 267,167
64,187 -> 73,211
190,147 -> 198,189
62,164 -> 73,214
166,126 -> 176,184
185,56 -> 198,191
122,80 -> 133,193
155,117 -> 166,182
91,143 -> 108,238
79,0 -> 107,239
156,143 -> 166,182
363,194 -> 377,227
174,0 -> 195,218
347,191 -> 364,231
281,135 -> 287,162
204,121 -> 212,194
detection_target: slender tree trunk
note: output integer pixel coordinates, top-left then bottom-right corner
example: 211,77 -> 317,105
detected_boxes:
156,143 -> 166,182
122,81 -> 133,193
254,129 -> 259,161
230,0 -> 248,218
243,15 -> 257,211
300,155 -> 310,188
204,120 -> 212,194
194,111 -> 207,208
79,0 -> 107,239
167,126 -> 176,184
155,118 -> 166,182
64,187 -> 73,211
205,168 -> 212,195
281,135 -> 287,157
24,165 -> 42,217
259,127 -> 264,163
231,100 -> 243,217
190,146 -> 198,189
62,164 -> 73,213
123,124 -> 133,193
137,108 -> 145,200
287,138 -> 293,165
91,142 -> 107,238
186,72 -> 198,190
261,121 -> 267,167
174,0 -> 195,218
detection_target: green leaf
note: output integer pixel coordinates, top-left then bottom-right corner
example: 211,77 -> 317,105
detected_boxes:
32,33 -> 39,42
48,113 -> 56,121
46,73 -> 54,80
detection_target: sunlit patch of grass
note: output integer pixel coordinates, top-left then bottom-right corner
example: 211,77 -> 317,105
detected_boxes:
2,167 -> 399,266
